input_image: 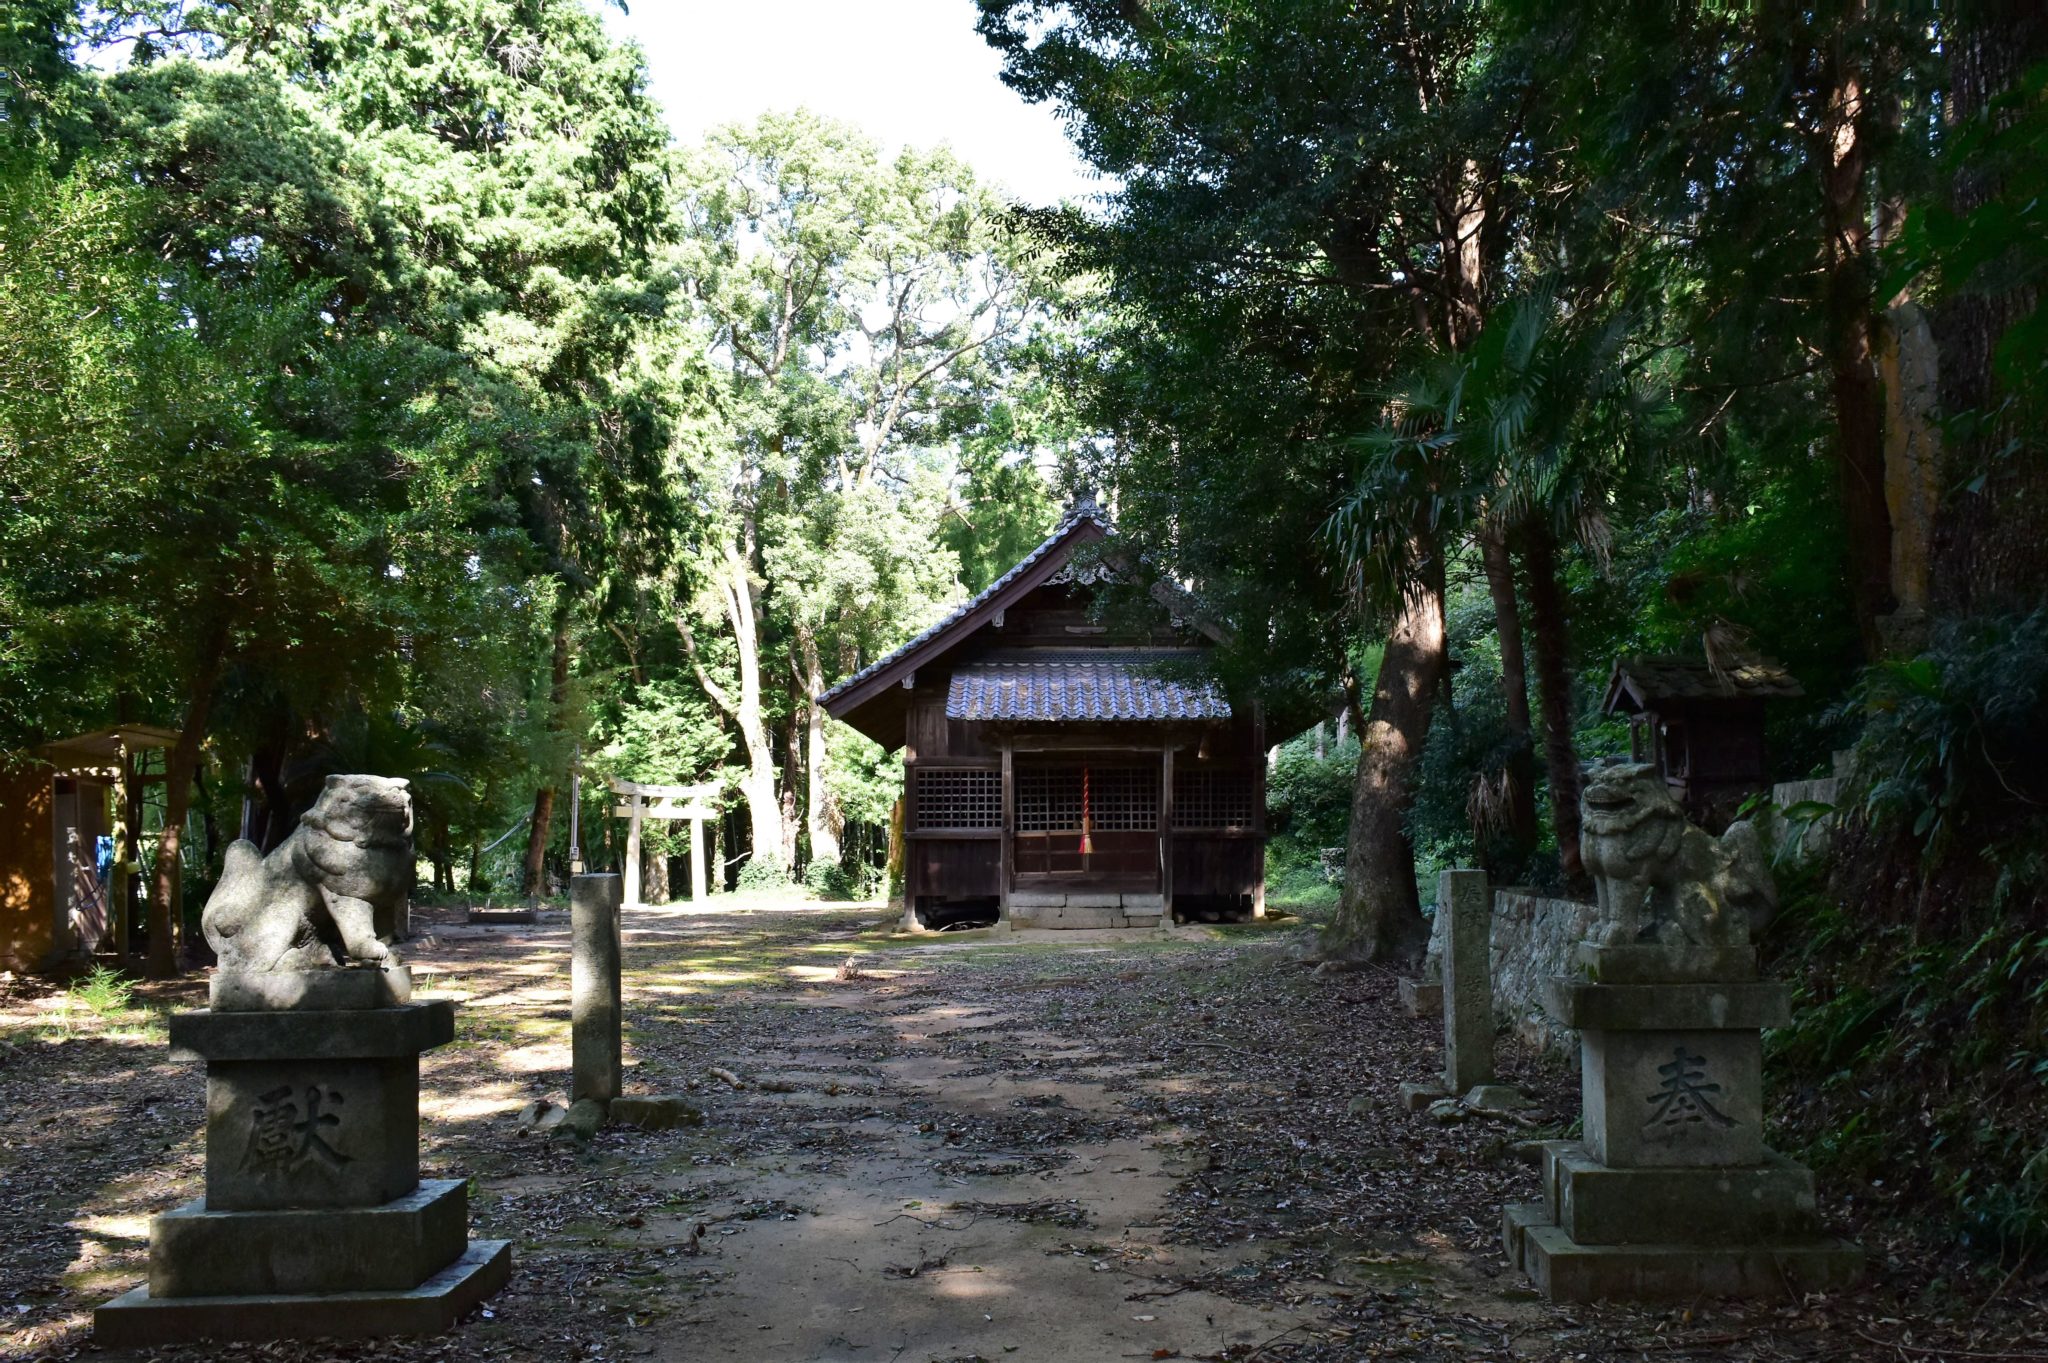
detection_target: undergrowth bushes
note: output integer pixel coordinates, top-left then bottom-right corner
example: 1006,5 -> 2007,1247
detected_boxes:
1766,609 -> 2048,1257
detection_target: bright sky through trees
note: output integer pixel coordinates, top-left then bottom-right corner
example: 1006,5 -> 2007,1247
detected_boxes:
603,0 -> 1101,207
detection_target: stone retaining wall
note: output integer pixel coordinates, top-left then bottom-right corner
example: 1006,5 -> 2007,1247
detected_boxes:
1425,888 -> 1598,1059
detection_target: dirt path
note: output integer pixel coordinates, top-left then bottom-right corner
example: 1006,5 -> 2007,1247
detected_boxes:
2,898 -> 2041,1363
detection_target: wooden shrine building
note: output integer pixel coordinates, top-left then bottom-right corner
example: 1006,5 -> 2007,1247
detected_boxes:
1602,654 -> 1804,829
0,724 -> 182,973
820,496 -> 1270,931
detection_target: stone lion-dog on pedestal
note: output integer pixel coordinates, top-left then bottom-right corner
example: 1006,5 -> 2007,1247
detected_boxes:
1580,762 -> 1776,948
202,774 -> 413,972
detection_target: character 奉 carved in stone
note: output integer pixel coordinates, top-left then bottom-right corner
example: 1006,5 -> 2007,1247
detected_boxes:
203,775 -> 413,972
1580,763 -> 1776,948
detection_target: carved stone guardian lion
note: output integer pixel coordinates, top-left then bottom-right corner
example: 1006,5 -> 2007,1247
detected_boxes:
202,774 -> 414,972
1580,762 -> 1776,949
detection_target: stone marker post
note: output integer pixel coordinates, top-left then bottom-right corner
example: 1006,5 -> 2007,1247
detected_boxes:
571,872 -> 624,1104
1440,868 -> 1494,1096
1502,763 -> 1860,1302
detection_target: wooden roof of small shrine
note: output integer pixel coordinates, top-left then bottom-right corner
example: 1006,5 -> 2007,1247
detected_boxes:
818,496 -> 1230,746
1602,655 -> 1804,717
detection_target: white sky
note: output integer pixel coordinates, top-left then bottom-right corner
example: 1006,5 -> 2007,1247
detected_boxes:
602,0 -> 1102,207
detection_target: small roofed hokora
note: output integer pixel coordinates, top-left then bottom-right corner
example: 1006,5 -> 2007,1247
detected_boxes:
1580,762 -> 1776,948
202,774 -> 414,972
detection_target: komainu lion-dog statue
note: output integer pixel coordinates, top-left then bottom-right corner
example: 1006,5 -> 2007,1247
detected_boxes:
202,774 -> 414,972
1580,762 -> 1777,948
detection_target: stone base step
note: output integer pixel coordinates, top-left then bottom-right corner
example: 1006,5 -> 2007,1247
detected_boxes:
1539,1142 -> 1824,1247
95,1239 -> 511,1346
1007,895 -> 1168,929
150,1179 -> 469,1298
1502,1204 -> 1861,1303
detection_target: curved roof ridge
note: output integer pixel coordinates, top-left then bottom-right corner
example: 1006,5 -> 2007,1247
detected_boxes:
816,497 -> 1112,710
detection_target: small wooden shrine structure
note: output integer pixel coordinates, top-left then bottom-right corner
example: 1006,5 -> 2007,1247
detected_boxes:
0,724 -> 182,973
608,778 -> 717,909
1602,655 -> 1803,828
819,495 -> 1270,930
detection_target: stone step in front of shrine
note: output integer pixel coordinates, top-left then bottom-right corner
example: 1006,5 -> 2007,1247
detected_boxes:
1007,891 -> 1166,929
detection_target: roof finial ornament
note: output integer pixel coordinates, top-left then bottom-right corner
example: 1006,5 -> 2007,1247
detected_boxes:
1066,481 -> 1103,524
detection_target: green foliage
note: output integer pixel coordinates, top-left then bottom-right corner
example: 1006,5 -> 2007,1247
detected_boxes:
1849,609 -> 2048,890
737,857 -> 789,892
65,964 -> 134,1017
803,858 -> 856,902
587,681 -> 728,790
1266,732 -> 1357,859
1890,60 -> 2048,448
1767,883 -> 2048,1253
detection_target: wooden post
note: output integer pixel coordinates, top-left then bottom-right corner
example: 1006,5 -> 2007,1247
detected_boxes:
998,742 -> 1014,929
1253,701 -> 1268,919
689,815 -> 707,906
111,740 -> 133,962
1159,743 -> 1174,920
623,795 -> 643,910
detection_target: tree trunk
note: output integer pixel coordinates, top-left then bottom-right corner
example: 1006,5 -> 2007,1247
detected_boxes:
1320,546 -> 1447,965
697,539 -> 786,874
1518,521 -> 1586,887
1818,19 -> 1897,658
522,619 -> 572,896
781,708 -> 802,870
1928,0 -> 2048,614
1476,524 -> 1540,870
797,628 -> 842,868
146,631 -> 227,980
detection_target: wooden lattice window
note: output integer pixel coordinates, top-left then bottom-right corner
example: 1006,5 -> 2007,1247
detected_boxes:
1173,770 -> 1256,831
1016,766 -> 1158,832
913,767 -> 1000,831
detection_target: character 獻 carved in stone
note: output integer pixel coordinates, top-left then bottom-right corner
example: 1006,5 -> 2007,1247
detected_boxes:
202,775 -> 413,972
1580,762 -> 1776,949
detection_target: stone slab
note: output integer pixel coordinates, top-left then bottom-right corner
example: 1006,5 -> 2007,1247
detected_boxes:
150,1179 -> 467,1297
1398,1080 -> 1447,1112
1575,943 -> 1757,984
172,1002 -> 454,1063
211,967 -> 413,1013
610,1095 -> 704,1130
1549,980 -> 1792,1032
1541,1144 -> 1822,1246
1052,904 -> 1125,928
1583,1027 -> 1765,1168
1513,1219 -> 1861,1303
1397,977 -> 1443,1017
205,1056 -> 420,1211
1123,913 -> 1163,928
1502,1200 -> 1548,1273
96,1238 -> 511,1345
1463,1084 -> 1531,1113
465,908 -> 538,926
1118,894 -> 1166,910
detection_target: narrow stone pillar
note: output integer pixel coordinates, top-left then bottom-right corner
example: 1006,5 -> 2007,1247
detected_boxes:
689,816 -> 707,906
622,799 -> 643,909
570,873 -> 623,1104
1440,868 -> 1494,1096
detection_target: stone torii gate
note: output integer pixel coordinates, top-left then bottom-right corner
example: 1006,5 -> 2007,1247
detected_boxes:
609,778 -> 719,909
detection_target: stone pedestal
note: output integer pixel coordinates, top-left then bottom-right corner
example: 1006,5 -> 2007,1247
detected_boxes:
96,967 -> 510,1344
1502,944 -> 1860,1302
571,873 -> 624,1104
